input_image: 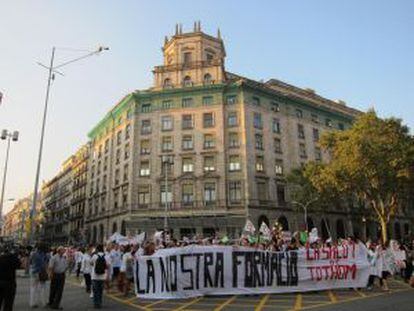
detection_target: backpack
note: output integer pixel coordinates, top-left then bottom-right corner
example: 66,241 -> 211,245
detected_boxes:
94,254 -> 106,275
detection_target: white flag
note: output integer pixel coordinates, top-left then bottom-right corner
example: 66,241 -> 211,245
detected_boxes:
259,222 -> 271,238
243,219 -> 256,235
309,227 -> 319,243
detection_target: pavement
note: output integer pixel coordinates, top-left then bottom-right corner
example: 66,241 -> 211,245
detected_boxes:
13,273 -> 414,311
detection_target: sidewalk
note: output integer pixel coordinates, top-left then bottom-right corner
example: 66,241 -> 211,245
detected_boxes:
14,273 -> 135,310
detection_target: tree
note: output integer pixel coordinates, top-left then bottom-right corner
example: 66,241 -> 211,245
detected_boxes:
309,110 -> 414,242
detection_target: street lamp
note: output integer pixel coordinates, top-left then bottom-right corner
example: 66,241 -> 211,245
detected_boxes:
162,155 -> 173,232
291,197 -> 318,232
29,46 -> 109,244
0,129 -> 19,232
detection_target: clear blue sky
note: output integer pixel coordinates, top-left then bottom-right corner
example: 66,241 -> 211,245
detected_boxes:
1,0 -> 413,213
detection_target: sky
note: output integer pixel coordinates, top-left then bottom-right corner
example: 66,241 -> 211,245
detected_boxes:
1,0 -> 414,214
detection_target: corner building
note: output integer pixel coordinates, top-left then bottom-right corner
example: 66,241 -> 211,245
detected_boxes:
86,25 -> 366,243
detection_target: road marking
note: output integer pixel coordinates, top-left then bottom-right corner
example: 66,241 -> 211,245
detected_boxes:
327,290 -> 337,303
172,297 -> 203,311
354,288 -> 366,297
107,293 -> 149,310
213,296 -> 236,311
293,294 -> 302,310
254,294 -> 269,311
144,299 -> 167,308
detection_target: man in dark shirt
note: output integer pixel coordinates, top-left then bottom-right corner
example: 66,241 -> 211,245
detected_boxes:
0,245 -> 21,311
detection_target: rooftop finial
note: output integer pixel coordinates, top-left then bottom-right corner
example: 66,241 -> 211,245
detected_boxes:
164,36 -> 168,44
175,23 -> 178,35
198,21 -> 201,32
217,28 -> 221,39
193,21 -> 197,32
179,23 -> 183,34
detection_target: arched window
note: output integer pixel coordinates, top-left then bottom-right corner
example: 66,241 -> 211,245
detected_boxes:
394,222 -> 401,240
257,215 -> 269,228
112,222 -> 118,234
99,224 -> 104,243
183,76 -> 192,87
92,226 -> 97,244
306,217 -> 314,231
336,219 -> 345,239
163,78 -> 172,89
278,216 -> 289,231
321,219 -> 330,240
203,73 -> 212,85
121,220 -> 126,236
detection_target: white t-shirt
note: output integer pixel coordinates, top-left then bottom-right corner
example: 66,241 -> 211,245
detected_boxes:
110,249 -> 122,268
75,251 -> 83,264
90,252 -> 107,280
120,252 -> 133,272
81,253 -> 92,274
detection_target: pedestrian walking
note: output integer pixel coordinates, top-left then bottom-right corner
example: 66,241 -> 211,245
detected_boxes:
74,248 -> 83,279
29,243 -> 50,308
47,246 -> 68,310
90,245 -> 107,309
81,246 -> 93,296
0,244 -> 21,311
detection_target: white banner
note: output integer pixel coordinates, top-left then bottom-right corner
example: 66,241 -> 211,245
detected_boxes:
135,244 -> 370,299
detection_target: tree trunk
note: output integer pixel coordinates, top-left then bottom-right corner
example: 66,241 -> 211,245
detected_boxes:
379,217 -> 388,243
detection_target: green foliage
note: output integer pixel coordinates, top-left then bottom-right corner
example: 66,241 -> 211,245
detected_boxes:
308,110 -> 414,241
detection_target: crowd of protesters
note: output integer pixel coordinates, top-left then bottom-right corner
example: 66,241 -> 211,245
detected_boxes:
0,223 -> 414,311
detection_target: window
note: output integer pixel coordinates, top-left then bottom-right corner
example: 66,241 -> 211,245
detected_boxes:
299,143 -> 307,158
124,143 -> 130,160
203,134 -> 215,149
163,79 -> 172,89
141,120 -> 151,134
227,112 -> 238,127
296,109 -> 303,118
182,135 -> 193,150
313,128 -> 319,142
203,73 -> 212,85
115,149 -> 120,164
256,156 -> 264,172
114,169 -> 120,186
104,139 -> 109,153
255,134 -> 264,150
139,161 -> 150,176
126,109 -> 133,119
160,184 -> 172,204
138,185 -> 150,206
229,155 -> 241,171
315,147 -> 322,161
338,123 -> 345,130
161,155 -> 174,175
275,159 -> 283,175
274,138 -> 282,153
123,164 -> 129,181
272,118 -> 281,133
203,112 -> 214,127
182,157 -> 194,173
102,175 -> 107,191
229,181 -> 242,204
206,53 -> 214,63
113,189 -> 119,209
161,136 -> 173,152
252,97 -> 260,106
140,140 -> 150,155
103,157 -> 108,171
311,114 -> 319,123
182,184 -> 194,205
141,103 -> 151,113
253,113 -> 263,129
182,114 -> 194,129
229,132 -> 239,148
277,184 -> 286,205
116,130 -> 122,145
325,118 -> 333,127
298,124 -> 305,139
257,182 -> 268,201
204,183 -> 216,205
182,98 -> 194,108
204,156 -> 215,172
161,116 -> 173,131
202,96 -> 213,106
183,76 -> 192,87
271,101 -> 280,112
183,52 -> 192,64
226,95 -> 237,105
125,124 -> 131,140
162,100 -> 173,110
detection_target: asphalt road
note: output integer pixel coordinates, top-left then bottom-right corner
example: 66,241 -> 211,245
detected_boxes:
12,274 -> 414,310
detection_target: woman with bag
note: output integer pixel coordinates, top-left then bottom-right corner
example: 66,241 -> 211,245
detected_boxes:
29,243 -> 50,308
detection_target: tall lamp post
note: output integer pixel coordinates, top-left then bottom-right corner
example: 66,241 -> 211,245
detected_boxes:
0,129 -> 19,232
162,156 -> 173,232
29,46 -> 109,244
